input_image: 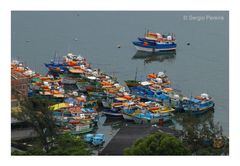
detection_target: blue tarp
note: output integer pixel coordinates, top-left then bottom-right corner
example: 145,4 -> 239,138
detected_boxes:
190,98 -> 201,103
64,97 -> 76,104
157,93 -> 170,100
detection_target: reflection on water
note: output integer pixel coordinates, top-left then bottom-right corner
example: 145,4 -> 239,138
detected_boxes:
173,110 -> 215,131
132,51 -> 176,65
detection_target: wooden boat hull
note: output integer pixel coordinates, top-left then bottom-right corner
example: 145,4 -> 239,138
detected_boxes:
125,80 -> 140,87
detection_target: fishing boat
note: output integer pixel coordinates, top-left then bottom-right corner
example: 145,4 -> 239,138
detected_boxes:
101,95 -> 128,108
124,80 -> 141,88
169,95 -> 185,112
138,32 -> 176,43
133,32 -> 177,52
133,41 -> 177,52
132,111 -> 164,124
122,110 -> 135,121
70,123 -> 94,134
125,72 -> 171,89
122,108 -> 142,121
129,85 -> 171,103
45,62 -> 69,74
182,93 -> 215,115
102,107 -> 123,117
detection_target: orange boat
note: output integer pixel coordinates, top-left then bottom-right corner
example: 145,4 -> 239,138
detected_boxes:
40,77 -> 51,81
101,81 -> 112,86
149,107 -> 160,111
195,96 -> 207,100
147,73 -> 157,79
67,61 -> 78,66
69,69 -> 84,74
41,85 -> 50,90
112,102 -> 123,108
103,86 -> 114,89
52,90 -> 61,94
123,95 -> 132,100
163,88 -> 173,92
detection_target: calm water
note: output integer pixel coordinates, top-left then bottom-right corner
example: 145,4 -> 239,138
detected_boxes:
11,11 -> 229,135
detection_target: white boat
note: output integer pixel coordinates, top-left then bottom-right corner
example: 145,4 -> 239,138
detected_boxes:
134,45 -> 176,52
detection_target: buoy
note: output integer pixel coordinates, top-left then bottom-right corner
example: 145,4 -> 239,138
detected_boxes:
117,45 -> 121,48
187,42 -> 190,45
74,38 -> 78,41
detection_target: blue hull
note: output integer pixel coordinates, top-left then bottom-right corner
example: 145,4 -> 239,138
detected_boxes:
133,41 -> 177,52
45,63 -> 69,73
183,101 -> 215,115
189,107 -> 214,115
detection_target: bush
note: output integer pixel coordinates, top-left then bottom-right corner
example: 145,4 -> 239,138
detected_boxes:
124,132 -> 191,155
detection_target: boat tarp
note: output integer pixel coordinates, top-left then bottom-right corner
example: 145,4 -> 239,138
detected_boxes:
49,103 -> 70,111
64,97 -> 76,103
141,81 -> 152,86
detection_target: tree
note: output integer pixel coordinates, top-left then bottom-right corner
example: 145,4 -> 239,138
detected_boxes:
12,133 -> 91,155
17,96 -> 57,152
174,112 -> 229,155
46,134 -> 90,155
124,132 -> 191,155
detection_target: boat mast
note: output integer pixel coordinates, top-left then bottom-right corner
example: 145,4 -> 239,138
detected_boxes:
54,50 -> 58,63
134,67 -> 138,81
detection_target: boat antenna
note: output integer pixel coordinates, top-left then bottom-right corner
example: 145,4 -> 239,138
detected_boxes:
53,50 -> 57,63
144,28 -> 150,36
134,67 -> 138,81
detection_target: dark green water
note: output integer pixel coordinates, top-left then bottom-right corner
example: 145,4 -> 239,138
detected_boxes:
11,11 -> 229,135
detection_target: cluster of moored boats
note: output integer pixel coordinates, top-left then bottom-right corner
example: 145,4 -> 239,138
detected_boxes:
11,51 -> 215,141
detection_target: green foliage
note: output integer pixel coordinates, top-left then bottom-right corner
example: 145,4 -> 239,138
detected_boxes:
124,132 -> 191,155
11,150 -> 27,155
12,134 -> 90,155
48,134 -> 90,155
174,112 -> 229,155
16,96 -> 58,152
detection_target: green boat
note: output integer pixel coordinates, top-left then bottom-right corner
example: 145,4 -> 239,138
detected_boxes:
125,80 -> 141,88
70,123 -> 94,135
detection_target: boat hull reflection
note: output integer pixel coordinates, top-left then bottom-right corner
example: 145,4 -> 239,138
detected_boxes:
132,51 -> 176,64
